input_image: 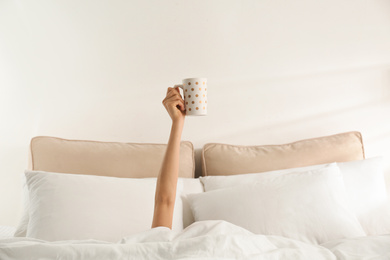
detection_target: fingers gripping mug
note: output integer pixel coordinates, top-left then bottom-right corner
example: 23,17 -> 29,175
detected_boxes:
175,78 -> 207,116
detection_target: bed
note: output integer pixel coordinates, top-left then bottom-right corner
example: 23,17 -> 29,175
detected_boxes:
1,132 -> 389,259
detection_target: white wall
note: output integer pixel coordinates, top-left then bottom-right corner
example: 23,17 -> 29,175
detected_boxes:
1,0 -> 390,226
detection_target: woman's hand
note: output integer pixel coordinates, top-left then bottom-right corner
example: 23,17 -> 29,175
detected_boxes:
162,86 -> 185,124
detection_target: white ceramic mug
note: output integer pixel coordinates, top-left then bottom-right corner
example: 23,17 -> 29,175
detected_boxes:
175,77 -> 207,116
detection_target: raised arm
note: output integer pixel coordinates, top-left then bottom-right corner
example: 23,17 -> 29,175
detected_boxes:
151,86 -> 185,229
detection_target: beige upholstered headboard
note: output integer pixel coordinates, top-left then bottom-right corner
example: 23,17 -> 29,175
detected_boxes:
201,131 -> 365,176
28,132 -> 365,179
29,136 -> 195,178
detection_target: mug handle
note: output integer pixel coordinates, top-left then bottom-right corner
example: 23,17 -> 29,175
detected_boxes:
174,84 -> 184,98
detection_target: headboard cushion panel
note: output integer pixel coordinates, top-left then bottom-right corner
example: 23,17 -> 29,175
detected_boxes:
201,131 -> 364,176
29,136 -> 195,178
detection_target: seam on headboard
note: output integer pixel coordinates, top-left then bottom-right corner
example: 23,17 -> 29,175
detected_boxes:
186,140 -> 195,178
357,131 -> 365,159
30,137 -> 38,170
201,145 -> 207,177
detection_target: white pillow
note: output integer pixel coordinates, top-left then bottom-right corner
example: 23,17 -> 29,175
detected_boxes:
201,157 -> 390,235
181,178 -> 204,228
24,170 -> 203,242
13,175 -> 30,237
189,164 -> 366,244
337,157 -> 390,235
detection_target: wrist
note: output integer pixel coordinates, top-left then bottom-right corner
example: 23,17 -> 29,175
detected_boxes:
171,120 -> 184,135
172,119 -> 184,128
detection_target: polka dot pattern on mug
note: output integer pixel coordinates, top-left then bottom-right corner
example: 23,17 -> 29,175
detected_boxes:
182,78 -> 207,115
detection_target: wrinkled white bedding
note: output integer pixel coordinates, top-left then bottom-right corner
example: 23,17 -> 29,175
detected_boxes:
0,226 -> 15,238
0,221 -> 389,260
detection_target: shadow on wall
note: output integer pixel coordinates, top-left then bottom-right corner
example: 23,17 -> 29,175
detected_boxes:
193,98 -> 390,179
211,98 -> 390,144
190,64 -> 390,145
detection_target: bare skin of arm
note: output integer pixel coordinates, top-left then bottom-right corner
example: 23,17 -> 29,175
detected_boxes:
151,86 -> 186,229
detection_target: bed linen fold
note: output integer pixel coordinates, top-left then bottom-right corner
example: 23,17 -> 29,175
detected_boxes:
1,221 -> 389,260
321,234 -> 390,260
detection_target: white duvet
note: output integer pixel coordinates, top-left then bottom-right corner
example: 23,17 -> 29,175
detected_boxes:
0,221 -> 389,260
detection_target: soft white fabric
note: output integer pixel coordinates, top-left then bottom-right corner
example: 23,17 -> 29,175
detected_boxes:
0,220 -> 339,259
201,157 -> 390,236
23,170 -> 202,242
15,173 -> 203,238
181,178 -> 204,228
321,234 -> 390,260
2,220 -> 390,260
200,163 -> 331,191
0,226 -> 16,238
189,164 -> 366,244
337,157 -> 390,235
13,174 -> 29,237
